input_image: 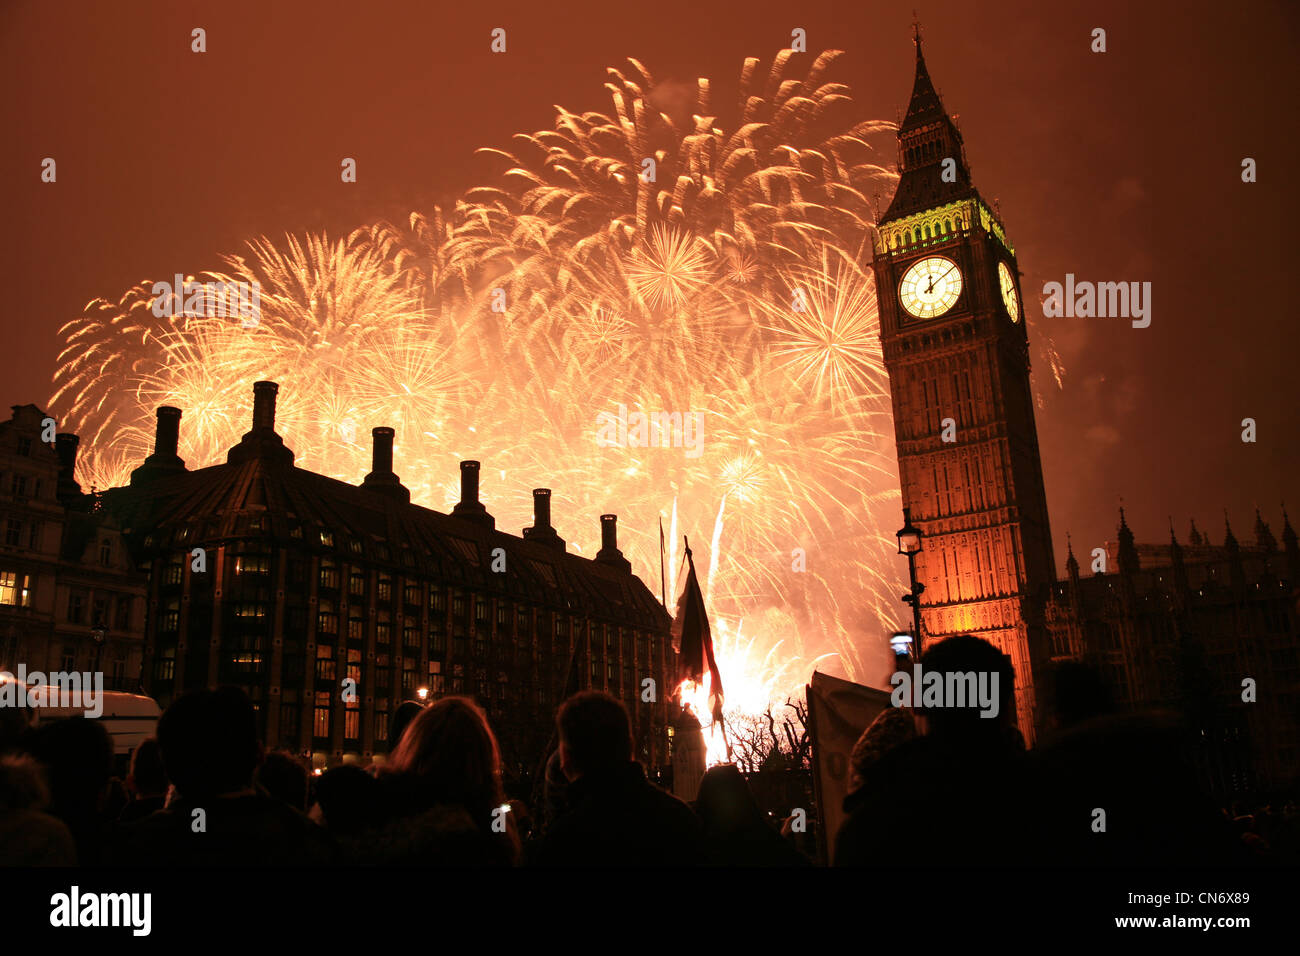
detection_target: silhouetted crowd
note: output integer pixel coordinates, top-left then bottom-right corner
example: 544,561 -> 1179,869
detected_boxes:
0,634 -> 1295,867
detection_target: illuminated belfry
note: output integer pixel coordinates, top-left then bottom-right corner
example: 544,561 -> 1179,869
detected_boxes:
872,29 -> 1056,743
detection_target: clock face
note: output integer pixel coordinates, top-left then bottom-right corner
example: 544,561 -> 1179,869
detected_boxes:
998,261 -> 1020,322
899,256 -> 962,318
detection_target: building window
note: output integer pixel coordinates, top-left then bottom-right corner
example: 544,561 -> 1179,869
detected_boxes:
29,522 -> 40,550
476,597 -> 488,623
164,555 -> 184,586
348,608 -> 365,640
153,646 -> 176,683
0,571 -> 32,607
280,703 -> 300,740
231,633 -> 263,675
285,605 -> 307,637
403,621 -> 419,649
233,602 -> 266,618
404,583 -> 420,608
11,474 -> 27,496
17,437 -> 31,457
153,597 -> 178,632
315,644 -> 336,681
99,538 -> 112,565
92,596 -> 107,626
430,588 -> 446,615
5,519 -> 20,547
68,590 -> 86,624
402,659 -> 416,693
319,558 -> 339,591
313,691 -> 331,737
376,609 -> 391,645
235,555 -> 269,575
348,571 -> 365,597
377,574 -> 392,603
344,709 -> 360,740
317,599 -> 339,636
61,646 -> 75,671
319,530 -> 334,548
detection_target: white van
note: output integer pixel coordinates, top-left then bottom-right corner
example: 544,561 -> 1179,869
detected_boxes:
1,675 -> 161,756
36,691 -> 162,757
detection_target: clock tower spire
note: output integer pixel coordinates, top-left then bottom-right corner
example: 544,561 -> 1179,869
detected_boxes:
873,35 -> 1056,744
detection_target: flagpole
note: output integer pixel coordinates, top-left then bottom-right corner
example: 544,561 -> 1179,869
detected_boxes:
659,515 -> 668,609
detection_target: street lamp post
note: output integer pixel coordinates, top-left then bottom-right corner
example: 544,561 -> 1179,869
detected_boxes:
896,507 -> 925,659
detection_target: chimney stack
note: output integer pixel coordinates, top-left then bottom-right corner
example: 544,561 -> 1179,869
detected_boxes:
130,406 -> 188,486
451,460 -> 495,529
155,406 -> 181,457
252,380 -> 278,430
227,381 -> 295,467
533,489 -> 552,530
360,427 -> 409,503
595,514 -> 631,572
523,488 -> 566,551
371,427 -> 393,473
55,433 -> 82,502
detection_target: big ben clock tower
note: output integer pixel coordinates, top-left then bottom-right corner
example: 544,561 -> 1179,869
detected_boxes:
874,31 -> 1056,743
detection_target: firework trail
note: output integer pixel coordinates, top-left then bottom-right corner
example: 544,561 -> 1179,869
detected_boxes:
51,49 -> 907,734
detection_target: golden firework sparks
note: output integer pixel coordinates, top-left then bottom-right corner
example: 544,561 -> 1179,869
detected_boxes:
51,51 -> 907,757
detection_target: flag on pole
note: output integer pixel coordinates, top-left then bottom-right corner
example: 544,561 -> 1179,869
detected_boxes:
670,537 -> 724,727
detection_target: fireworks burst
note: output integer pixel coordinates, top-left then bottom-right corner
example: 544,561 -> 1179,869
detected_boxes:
51,50 -> 907,747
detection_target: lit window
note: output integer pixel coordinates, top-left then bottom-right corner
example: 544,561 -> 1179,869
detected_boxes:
314,692 -> 331,737
235,555 -> 269,575
0,572 -> 24,608
315,645 -> 336,681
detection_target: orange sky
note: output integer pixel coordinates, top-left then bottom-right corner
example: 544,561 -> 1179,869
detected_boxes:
2,0 -> 1296,566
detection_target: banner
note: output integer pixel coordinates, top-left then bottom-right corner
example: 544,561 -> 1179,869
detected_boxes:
806,670 -> 892,864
